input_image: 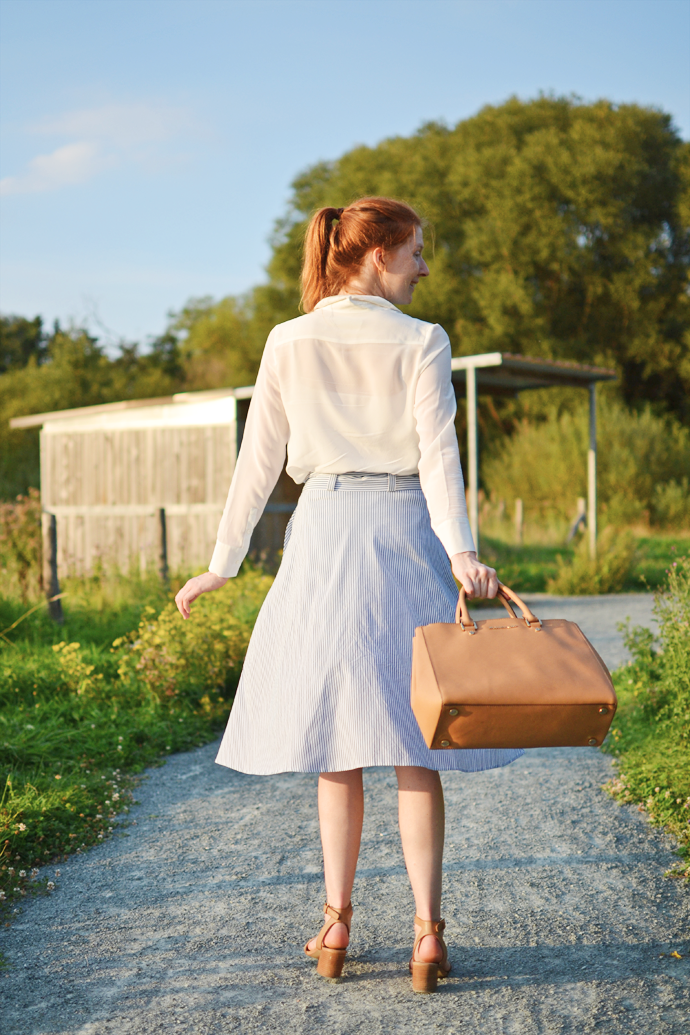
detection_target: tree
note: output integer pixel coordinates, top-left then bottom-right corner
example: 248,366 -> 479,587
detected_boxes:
163,296 -> 264,390
0,324 -> 185,498
265,95 -> 690,422
0,315 -> 47,373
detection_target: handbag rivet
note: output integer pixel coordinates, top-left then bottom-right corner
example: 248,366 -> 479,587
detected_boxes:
449,708 -> 459,716
588,738 -> 598,746
440,740 -> 450,748
469,630 -> 476,636
598,707 -> 609,714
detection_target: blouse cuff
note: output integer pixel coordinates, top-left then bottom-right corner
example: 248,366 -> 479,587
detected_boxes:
433,518 -> 476,559
209,540 -> 245,579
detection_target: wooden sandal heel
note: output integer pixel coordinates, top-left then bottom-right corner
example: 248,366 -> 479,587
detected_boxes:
316,946 -> 347,978
409,916 -> 451,994
411,960 -> 440,993
305,902 -> 353,980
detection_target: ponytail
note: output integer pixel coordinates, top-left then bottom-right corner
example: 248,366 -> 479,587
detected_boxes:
301,207 -> 344,315
300,197 -> 422,312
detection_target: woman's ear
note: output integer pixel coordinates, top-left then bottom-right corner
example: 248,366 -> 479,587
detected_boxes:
371,246 -> 386,274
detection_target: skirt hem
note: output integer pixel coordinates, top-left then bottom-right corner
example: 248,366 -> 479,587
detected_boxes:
214,748 -> 524,776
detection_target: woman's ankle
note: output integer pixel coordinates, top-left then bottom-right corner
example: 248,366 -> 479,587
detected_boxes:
414,933 -> 443,963
323,921 -> 349,949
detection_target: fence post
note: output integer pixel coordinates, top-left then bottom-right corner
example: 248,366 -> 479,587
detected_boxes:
514,498 -> 523,545
42,512 -> 64,624
566,497 -> 587,543
157,507 -> 169,585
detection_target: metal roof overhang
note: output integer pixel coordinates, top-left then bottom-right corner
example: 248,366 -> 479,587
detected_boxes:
450,352 -> 617,397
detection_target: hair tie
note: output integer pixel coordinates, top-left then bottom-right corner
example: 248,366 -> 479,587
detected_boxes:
335,207 -> 344,218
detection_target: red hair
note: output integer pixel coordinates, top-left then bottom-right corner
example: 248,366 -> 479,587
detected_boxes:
300,196 -> 422,312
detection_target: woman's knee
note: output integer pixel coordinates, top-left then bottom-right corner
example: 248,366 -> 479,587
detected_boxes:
395,765 -> 442,792
319,768 -> 363,787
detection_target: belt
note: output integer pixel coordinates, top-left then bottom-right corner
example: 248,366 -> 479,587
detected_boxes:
304,472 -> 421,492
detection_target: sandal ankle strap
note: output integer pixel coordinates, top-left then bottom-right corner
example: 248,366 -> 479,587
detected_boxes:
314,901 -> 353,950
323,902 -> 353,931
413,915 -> 445,936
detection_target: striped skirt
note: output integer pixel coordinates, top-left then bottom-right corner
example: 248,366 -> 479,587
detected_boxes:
215,473 -> 524,775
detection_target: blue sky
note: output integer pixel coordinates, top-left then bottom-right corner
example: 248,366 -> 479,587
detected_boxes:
1,0 -> 688,347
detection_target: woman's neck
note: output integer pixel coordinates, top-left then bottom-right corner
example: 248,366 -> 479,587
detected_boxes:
340,270 -> 386,299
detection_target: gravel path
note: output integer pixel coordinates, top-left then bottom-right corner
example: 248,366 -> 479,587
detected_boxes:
3,594 -> 689,1034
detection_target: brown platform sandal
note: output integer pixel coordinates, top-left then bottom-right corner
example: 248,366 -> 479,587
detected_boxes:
304,902 -> 353,979
409,916 -> 451,993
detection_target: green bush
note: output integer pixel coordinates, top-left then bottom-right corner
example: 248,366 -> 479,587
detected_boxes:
546,527 -> 638,595
114,571 -> 273,707
653,478 -> 690,530
604,553 -> 690,879
483,397 -> 690,530
0,489 -> 42,603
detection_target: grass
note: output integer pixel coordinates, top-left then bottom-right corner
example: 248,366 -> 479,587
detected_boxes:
0,566 -> 272,923
479,532 -> 689,594
633,535 -> 690,589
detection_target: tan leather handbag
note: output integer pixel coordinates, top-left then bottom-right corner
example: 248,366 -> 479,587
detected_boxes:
411,585 -> 617,750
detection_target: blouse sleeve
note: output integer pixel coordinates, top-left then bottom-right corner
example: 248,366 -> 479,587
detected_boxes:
414,325 -> 476,558
209,335 -> 289,577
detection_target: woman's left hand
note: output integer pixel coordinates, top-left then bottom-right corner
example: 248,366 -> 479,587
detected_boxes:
450,551 -> 498,599
175,571 -> 228,620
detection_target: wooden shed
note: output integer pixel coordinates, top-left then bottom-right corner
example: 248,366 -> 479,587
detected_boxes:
11,351 -> 615,580
10,386 -> 298,578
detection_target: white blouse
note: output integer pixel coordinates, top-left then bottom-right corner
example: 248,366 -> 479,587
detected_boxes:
209,295 -> 475,577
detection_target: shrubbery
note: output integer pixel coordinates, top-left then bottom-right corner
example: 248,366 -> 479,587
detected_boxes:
113,573 -> 271,707
0,488 -> 42,603
604,554 -> 690,878
483,397 -> 690,531
0,567 -> 273,916
546,528 -> 639,595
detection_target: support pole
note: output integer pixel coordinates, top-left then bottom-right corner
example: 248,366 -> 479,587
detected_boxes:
587,383 -> 597,560
157,507 -> 169,585
466,365 -> 479,555
42,512 -> 64,624
515,498 -> 523,545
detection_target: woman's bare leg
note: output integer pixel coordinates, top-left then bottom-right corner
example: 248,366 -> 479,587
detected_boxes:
395,766 -> 445,964
306,768 -> 364,951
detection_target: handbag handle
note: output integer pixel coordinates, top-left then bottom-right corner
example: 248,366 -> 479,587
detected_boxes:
455,584 -> 541,629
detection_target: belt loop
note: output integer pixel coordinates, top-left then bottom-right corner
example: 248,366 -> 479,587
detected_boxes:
327,474 -> 338,491
388,473 -> 395,492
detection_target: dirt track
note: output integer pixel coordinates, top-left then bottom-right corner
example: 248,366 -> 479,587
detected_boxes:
3,593 -> 689,1034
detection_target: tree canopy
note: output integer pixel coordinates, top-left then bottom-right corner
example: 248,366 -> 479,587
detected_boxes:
0,315 -> 47,373
265,95 -> 689,421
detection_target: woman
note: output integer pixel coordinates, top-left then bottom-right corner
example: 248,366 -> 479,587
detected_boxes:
175,197 -> 523,993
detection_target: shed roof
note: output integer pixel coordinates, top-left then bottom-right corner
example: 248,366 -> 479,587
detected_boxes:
9,385 -> 255,432
450,352 -> 617,396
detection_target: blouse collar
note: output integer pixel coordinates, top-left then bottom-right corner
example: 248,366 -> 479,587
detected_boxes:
314,294 -> 401,312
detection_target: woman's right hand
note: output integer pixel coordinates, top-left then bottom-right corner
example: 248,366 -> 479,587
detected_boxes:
450,551 -> 499,599
175,572 -> 228,620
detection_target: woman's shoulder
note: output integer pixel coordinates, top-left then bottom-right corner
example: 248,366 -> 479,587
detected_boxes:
268,298 -> 450,349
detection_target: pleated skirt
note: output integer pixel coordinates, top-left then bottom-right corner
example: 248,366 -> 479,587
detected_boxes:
215,480 -> 524,775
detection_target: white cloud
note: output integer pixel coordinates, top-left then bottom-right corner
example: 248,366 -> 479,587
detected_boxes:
0,142 -> 106,196
0,102 -> 196,196
34,102 -> 195,148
